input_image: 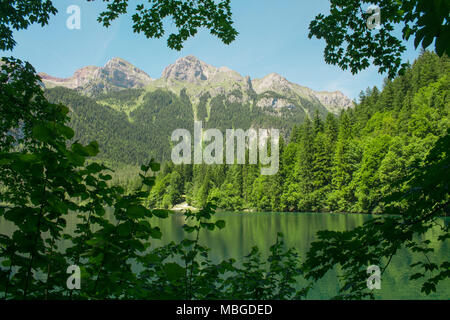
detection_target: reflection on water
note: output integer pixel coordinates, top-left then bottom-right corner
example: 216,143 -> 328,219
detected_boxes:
1,210 -> 448,299
150,211 -> 449,300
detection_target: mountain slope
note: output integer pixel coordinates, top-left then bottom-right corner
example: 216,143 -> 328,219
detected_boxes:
39,58 -> 153,96
40,56 -> 353,115
42,56 -> 355,164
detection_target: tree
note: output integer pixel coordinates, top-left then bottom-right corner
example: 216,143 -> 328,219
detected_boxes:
309,0 -> 450,78
0,0 -> 237,52
303,130 -> 449,299
0,0 -> 238,300
300,51 -> 449,297
0,57 -> 164,299
0,1 -> 57,51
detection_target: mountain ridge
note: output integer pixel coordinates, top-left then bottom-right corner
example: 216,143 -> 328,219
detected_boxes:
39,56 -> 354,115
39,57 -> 153,94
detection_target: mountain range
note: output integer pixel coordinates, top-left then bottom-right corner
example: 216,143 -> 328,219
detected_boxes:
40,56 -> 353,114
40,56 -> 354,164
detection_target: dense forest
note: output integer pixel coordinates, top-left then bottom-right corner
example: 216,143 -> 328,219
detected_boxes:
1,0 -> 448,301
43,51 -> 449,215
44,85 -> 323,165
149,52 -> 449,213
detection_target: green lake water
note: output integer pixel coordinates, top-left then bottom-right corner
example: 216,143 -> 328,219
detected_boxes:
1,211 -> 449,299
149,211 -> 449,300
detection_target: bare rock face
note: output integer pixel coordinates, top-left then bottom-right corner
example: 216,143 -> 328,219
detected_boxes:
162,55 -> 210,83
162,55 -> 244,84
39,58 -> 153,95
252,73 -> 292,94
39,66 -> 99,89
102,57 -> 153,88
251,73 -> 353,114
256,97 -> 296,109
39,55 -> 354,114
312,91 -> 354,113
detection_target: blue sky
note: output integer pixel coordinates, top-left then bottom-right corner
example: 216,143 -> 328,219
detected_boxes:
3,0 -> 421,99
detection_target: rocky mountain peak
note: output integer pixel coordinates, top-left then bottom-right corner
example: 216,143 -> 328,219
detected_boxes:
101,57 -> 153,88
162,55 -> 213,83
39,56 -> 354,113
312,90 -> 354,113
104,57 -> 131,68
252,73 -> 292,94
161,56 -> 245,84
39,57 -> 152,95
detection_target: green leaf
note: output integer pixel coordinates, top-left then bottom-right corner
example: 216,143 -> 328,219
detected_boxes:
410,273 -> 424,280
85,141 -> 99,156
145,253 -> 160,263
32,124 -> 52,142
152,209 -> 169,219
18,154 -> 39,162
99,173 -> 112,181
117,222 -> 132,237
215,220 -> 226,229
150,160 -> 160,172
89,253 -> 104,264
86,162 -> 104,174
163,263 -> 185,281
1,260 -> 11,267
56,124 -> 74,139
150,227 -> 162,239
86,238 -> 105,247
421,282 -> 436,295
67,152 -> 85,166
414,28 -> 427,49
201,222 -> 215,231
421,33 -> 434,49
183,225 -> 197,233
126,205 -> 148,218
0,157 -> 12,165
71,143 -> 89,156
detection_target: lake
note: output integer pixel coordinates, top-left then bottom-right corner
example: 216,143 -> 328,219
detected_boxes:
1,210 -> 449,299
149,211 -> 449,299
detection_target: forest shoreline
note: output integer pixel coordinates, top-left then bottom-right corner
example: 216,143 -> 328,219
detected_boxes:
168,202 -> 380,216
168,204 -> 449,218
